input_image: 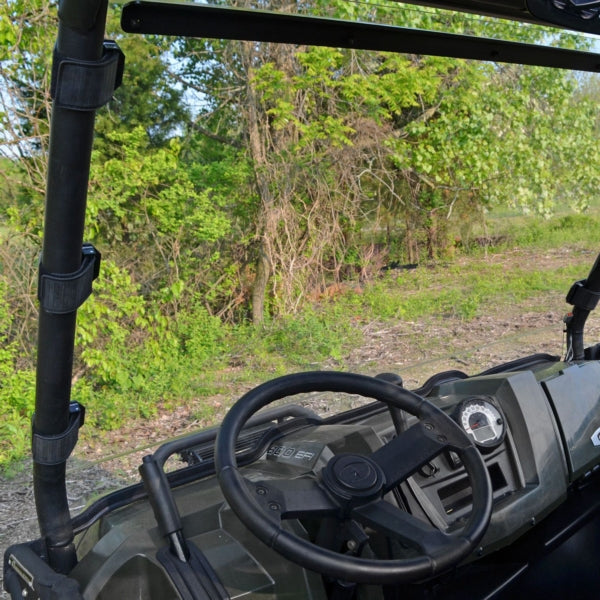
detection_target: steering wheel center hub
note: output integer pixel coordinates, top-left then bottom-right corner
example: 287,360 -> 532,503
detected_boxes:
322,454 -> 385,503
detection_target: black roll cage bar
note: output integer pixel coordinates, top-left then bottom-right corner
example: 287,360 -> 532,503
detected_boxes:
122,1 -> 600,72
33,0 -> 600,575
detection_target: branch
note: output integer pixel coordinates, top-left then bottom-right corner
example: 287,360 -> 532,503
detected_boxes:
189,121 -> 243,148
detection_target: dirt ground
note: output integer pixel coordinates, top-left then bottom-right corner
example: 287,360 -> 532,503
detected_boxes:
1,248 -> 598,596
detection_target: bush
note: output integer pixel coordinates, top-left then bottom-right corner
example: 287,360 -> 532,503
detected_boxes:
0,280 -> 36,468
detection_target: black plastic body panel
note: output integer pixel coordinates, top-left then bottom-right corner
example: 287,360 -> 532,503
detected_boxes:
541,362 -> 600,481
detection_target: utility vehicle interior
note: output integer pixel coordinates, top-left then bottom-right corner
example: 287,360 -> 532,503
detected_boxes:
4,0 -> 600,598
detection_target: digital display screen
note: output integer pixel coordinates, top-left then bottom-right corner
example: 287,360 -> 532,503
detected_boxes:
472,424 -> 495,444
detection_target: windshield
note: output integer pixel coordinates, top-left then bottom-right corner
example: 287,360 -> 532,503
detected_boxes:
1,2 -> 600,592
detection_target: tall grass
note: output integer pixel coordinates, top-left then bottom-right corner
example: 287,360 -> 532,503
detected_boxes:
489,212 -> 600,250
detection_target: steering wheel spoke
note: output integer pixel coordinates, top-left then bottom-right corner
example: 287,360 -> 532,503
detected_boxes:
248,476 -> 339,520
370,422 -> 448,492
353,500 -> 456,556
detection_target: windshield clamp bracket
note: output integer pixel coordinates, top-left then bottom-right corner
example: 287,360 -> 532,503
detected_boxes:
51,40 -> 124,111
32,402 -> 85,466
38,243 -> 101,315
566,279 -> 600,312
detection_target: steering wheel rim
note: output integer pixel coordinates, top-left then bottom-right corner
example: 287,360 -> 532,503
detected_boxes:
215,371 -> 492,585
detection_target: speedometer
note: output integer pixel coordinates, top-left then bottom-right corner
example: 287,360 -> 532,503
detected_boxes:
457,397 -> 506,451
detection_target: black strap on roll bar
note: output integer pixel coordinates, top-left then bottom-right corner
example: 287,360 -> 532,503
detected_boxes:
566,279 -> 600,312
32,402 -> 85,466
38,244 -> 101,315
51,40 -> 124,111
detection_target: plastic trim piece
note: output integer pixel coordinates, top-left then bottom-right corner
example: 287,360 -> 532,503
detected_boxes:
3,541 -> 83,599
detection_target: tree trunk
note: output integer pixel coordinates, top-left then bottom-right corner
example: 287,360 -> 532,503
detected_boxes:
405,218 -> 418,264
252,243 -> 270,323
242,41 -> 274,324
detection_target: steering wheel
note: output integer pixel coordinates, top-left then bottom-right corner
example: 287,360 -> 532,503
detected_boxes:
215,371 -> 492,585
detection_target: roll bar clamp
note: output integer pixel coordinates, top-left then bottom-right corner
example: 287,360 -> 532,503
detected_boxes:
51,40 -> 124,111
566,279 -> 600,312
38,243 -> 101,315
32,402 -> 85,466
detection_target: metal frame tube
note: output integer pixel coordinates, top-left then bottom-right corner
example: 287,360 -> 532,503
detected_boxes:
33,0 -> 109,573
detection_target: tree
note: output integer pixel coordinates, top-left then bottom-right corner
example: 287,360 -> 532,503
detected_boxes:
171,0 -> 600,319
369,8 -> 600,258
0,0 -> 54,230
95,11 -> 190,152
4,0 -> 600,328
173,3 -> 428,321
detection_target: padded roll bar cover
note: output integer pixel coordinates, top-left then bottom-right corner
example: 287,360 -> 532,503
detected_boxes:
58,0 -> 107,32
33,0 -> 109,573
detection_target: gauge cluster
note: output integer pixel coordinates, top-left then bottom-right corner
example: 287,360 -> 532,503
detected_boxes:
457,397 -> 506,452
400,367 -> 569,556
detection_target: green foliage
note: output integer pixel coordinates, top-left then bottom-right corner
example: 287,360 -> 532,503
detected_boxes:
0,279 -> 35,467
89,127 -> 230,244
261,307 -> 358,364
174,299 -> 228,366
88,126 -> 231,320
4,0 -> 600,469
0,12 -> 16,56
73,261 -> 233,431
509,213 -> 600,248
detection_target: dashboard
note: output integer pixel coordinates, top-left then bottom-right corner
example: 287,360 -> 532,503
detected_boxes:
259,360 -> 600,560
71,359 -> 600,599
